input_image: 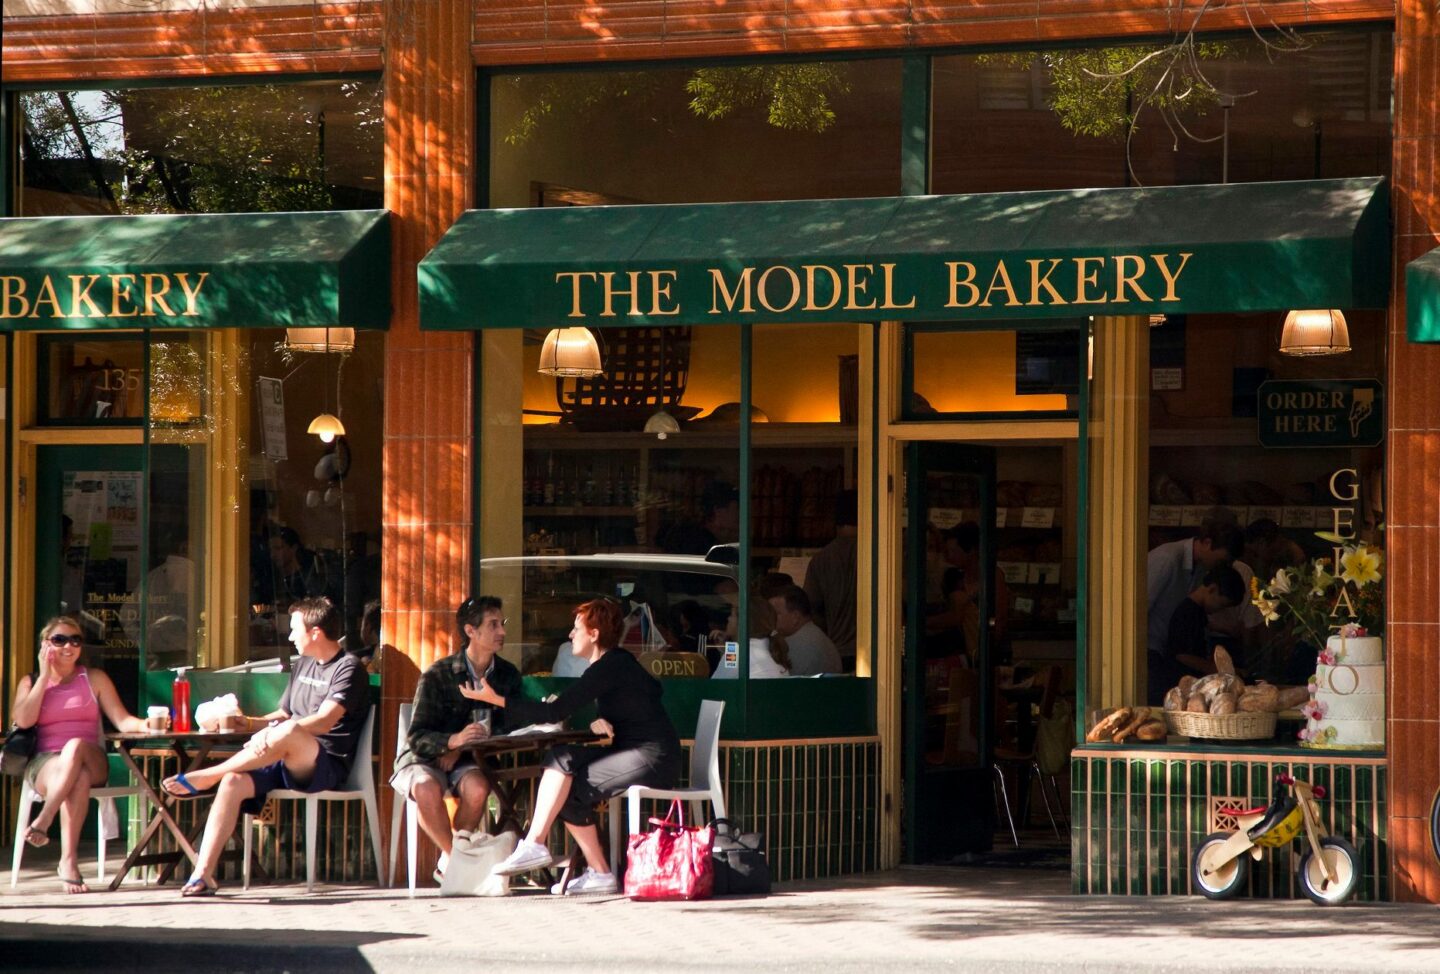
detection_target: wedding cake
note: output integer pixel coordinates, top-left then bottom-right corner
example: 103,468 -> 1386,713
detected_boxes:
1301,626 -> 1385,749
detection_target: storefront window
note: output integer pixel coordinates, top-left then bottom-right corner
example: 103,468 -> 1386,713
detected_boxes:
481,325 -> 742,677
489,59 -> 903,206
1143,310 -> 1384,750
18,81 -> 384,676
904,324 -> 1082,418
932,29 -> 1391,192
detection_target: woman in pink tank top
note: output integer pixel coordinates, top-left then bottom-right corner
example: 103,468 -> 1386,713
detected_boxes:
11,616 -> 143,893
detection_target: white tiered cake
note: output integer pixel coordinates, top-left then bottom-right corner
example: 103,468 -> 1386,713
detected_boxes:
1301,628 -> 1385,749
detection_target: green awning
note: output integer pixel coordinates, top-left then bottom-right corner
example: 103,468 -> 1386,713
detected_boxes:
418,177 -> 1388,329
0,210 -> 390,330
1406,247 -> 1440,342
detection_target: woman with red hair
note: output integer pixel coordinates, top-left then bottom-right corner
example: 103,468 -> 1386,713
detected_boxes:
463,598 -> 681,894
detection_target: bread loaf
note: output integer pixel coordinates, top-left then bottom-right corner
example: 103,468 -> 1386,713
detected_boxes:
1209,692 -> 1237,715
1112,707 -> 1152,743
1239,684 -> 1280,712
1192,672 -> 1241,702
1212,646 -> 1236,677
1086,707 -> 1133,743
1163,687 -> 1185,711
1186,693 -> 1208,713
1277,686 -> 1311,710
1177,675 -> 1196,696
1136,720 -> 1167,741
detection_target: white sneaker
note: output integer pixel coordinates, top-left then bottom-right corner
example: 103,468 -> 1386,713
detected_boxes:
492,839 -> 553,876
552,868 -> 618,895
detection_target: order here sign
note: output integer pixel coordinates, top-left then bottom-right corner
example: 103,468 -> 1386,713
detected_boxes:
1256,379 -> 1384,448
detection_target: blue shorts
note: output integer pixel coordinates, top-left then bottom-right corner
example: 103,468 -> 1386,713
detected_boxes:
240,750 -> 350,816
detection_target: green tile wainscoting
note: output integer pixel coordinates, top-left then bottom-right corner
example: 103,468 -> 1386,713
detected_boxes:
109,737 -> 880,887
1072,747 -> 1387,900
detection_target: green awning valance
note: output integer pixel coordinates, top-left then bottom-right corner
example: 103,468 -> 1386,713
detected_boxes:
1406,247 -> 1440,342
0,210 -> 390,330
418,177 -> 1388,330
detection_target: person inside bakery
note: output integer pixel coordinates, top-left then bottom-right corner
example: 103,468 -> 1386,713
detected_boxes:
1241,517 -> 1307,588
924,522 -> 1011,664
1199,513 -> 1265,672
1146,521 -> 1245,680
1147,564 -> 1246,705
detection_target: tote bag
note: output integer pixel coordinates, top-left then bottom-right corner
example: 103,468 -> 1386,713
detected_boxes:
623,800 -> 714,901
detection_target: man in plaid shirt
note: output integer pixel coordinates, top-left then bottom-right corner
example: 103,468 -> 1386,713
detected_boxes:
390,596 -> 523,868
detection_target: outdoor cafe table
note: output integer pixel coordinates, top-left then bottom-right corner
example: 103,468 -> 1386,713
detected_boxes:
105,730 -> 261,891
464,728 -> 599,835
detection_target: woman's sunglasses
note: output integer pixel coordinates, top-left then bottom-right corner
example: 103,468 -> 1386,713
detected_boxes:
47,634 -> 84,648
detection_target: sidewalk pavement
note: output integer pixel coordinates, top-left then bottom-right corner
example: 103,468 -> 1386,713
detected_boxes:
4,844 -> 1440,973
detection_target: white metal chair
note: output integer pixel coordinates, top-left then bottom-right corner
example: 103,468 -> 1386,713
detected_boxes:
609,699 -> 726,869
10,777 -> 142,888
385,702 -> 421,896
242,705 -> 383,892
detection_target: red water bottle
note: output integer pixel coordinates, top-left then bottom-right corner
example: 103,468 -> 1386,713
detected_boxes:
172,667 -> 192,733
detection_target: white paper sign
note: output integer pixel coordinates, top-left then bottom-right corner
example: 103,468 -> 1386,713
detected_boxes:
1180,506 -> 1206,527
1281,506 -> 1317,528
258,377 -> 288,461
998,561 -> 1028,585
1250,505 -> 1283,524
1020,507 -> 1054,529
995,507 -> 1008,528
1013,596 -> 1035,614
1152,367 -> 1183,390
929,507 -> 965,530
1149,505 -> 1183,527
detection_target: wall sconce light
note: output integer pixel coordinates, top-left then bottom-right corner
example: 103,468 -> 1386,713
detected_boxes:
285,327 -> 356,353
307,412 -> 346,443
538,327 -> 603,377
1280,309 -> 1351,357
643,409 -> 681,440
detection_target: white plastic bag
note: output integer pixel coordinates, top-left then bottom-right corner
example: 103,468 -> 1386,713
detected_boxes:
193,693 -> 241,732
440,830 -> 518,897
621,602 -> 667,653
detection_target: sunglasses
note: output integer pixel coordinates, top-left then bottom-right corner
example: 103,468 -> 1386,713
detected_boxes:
47,634 -> 84,648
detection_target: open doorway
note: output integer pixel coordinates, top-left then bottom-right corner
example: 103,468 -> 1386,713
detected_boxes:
902,438 -> 1079,867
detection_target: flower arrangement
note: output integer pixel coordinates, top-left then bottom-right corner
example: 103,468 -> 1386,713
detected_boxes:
1250,542 -> 1384,646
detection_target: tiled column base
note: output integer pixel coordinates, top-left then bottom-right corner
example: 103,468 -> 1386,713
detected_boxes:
1073,748 -> 1387,900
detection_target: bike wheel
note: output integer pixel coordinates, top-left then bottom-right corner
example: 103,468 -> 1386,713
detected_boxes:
1192,832 -> 1249,899
1296,836 -> 1359,905
1430,787 -> 1440,867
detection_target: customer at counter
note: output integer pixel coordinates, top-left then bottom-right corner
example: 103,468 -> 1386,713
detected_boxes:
1146,523 -> 1245,672
804,489 -> 858,668
464,598 -> 682,895
1147,566 -> 1246,705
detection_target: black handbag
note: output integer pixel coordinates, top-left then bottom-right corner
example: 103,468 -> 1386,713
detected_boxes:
2,724 -> 38,777
709,818 -> 770,896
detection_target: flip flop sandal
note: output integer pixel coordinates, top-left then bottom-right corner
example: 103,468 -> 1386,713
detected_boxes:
59,875 -> 89,894
164,772 -> 209,799
180,878 -> 218,897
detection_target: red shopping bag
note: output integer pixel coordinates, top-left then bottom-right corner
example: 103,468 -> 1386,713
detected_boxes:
623,800 -> 715,901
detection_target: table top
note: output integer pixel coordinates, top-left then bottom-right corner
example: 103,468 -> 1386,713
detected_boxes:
107,730 -> 253,743
465,728 -> 598,756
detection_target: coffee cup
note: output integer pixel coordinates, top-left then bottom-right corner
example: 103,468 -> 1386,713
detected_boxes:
146,706 -> 171,734
218,714 -> 244,733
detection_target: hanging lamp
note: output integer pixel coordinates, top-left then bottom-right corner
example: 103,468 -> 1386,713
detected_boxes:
308,329 -> 347,442
1279,309 -> 1351,357
538,327 -> 603,377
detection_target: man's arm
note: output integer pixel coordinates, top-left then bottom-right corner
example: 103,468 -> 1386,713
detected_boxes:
407,671 -> 461,759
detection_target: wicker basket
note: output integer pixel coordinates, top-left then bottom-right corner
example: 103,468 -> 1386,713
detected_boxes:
1164,709 -> 1277,741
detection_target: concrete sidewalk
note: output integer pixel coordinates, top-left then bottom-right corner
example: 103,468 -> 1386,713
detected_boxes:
4,845 -> 1440,973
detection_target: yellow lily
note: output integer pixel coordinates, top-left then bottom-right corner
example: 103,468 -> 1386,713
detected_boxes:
1339,546 -> 1383,588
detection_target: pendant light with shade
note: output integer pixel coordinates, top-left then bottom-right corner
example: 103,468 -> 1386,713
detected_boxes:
305,328 -> 347,442
537,327 -> 603,377
1279,309 -> 1351,357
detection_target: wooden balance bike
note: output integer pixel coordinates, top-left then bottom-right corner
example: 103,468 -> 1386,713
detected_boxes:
1191,773 -> 1359,906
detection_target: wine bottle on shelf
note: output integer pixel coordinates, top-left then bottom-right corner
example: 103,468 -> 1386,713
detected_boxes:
542,454 -> 555,507
582,459 -> 596,506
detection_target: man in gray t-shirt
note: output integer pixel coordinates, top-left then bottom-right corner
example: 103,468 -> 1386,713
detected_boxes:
769,585 -> 843,676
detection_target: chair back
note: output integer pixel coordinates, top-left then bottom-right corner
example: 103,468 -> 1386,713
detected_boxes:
339,705 -> 377,792
689,699 -> 725,790
397,702 -> 413,760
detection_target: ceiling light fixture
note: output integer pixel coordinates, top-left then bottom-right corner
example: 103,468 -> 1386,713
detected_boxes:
538,327 -> 603,377
1279,309 -> 1351,357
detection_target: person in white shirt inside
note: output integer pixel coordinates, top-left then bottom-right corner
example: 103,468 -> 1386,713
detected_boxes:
767,585 -> 842,676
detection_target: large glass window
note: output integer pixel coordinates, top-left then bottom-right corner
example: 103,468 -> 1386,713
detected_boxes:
932,29 -> 1391,192
20,81 -> 384,674
489,59 -> 904,207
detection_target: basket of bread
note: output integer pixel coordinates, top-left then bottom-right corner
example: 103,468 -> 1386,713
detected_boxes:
1159,648 -> 1309,741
